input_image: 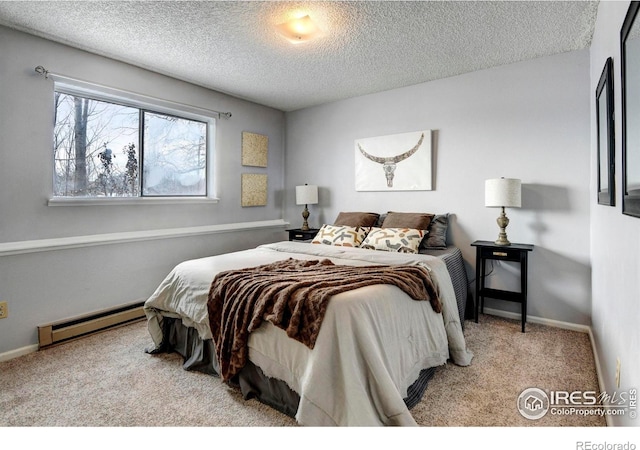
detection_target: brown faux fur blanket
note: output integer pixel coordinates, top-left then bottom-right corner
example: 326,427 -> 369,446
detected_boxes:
207,258 -> 441,381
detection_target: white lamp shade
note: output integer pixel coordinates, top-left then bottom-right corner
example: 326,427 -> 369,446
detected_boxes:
296,184 -> 318,205
485,178 -> 521,208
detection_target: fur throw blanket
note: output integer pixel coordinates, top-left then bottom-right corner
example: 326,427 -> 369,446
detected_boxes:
207,258 -> 441,381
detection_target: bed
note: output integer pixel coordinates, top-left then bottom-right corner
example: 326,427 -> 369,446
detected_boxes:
144,212 -> 474,426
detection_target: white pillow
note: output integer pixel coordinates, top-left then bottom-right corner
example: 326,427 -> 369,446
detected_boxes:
311,224 -> 369,247
360,227 -> 426,253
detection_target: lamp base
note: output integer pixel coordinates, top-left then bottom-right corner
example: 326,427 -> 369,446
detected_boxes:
494,207 -> 511,246
301,205 -> 310,231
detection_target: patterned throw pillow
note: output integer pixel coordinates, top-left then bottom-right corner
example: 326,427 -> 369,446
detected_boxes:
360,227 -> 426,254
311,224 -> 369,247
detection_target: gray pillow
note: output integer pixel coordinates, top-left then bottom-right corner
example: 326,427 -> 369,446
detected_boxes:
421,213 -> 449,249
381,211 -> 434,230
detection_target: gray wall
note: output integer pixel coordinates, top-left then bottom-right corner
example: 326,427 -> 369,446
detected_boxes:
285,49 -> 592,326
0,26 -> 287,354
590,0 -> 639,427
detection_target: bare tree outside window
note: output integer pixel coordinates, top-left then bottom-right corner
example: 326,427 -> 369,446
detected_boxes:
54,93 -> 139,197
53,91 -> 209,198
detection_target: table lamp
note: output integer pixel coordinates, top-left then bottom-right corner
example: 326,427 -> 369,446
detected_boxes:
485,178 -> 521,246
295,184 -> 318,231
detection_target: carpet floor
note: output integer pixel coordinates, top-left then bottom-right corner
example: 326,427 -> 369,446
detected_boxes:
0,314 -> 605,427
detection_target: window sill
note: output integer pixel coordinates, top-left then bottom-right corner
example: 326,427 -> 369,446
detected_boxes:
47,197 -> 220,207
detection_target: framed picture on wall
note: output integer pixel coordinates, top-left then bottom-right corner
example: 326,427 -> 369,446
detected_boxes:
242,132 -> 268,168
355,130 -> 432,191
596,57 -> 615,206
621,1 -> 640,217
241,173 -> 267,207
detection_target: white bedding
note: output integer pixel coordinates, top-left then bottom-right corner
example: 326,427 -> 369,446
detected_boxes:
144,241 -> 473,426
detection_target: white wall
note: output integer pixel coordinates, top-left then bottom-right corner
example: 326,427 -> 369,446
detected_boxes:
285,49 -> 592,326
0,26 -> 287,355
590,0 -> 639,427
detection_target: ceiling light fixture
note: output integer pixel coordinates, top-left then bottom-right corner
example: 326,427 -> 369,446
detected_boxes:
276,15 -> 322,44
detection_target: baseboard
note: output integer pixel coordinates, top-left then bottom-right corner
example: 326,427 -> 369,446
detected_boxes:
0,344 -> 39,363
586,326 -> 611,427
481,307 -> 590,333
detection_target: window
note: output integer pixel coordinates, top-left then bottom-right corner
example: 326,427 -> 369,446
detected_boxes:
52,83 -> 212,199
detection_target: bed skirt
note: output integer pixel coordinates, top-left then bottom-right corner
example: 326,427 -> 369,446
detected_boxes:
149,317 -> 436,418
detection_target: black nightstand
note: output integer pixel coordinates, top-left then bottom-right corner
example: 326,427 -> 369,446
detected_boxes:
286,228 -> 319,242
471,240 -> 534,332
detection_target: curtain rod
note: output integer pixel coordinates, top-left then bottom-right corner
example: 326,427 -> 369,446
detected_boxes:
34,65 -> 232,120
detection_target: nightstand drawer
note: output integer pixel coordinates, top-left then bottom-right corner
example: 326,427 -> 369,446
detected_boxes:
286,228 -> 319,242
480,246 -> 522,262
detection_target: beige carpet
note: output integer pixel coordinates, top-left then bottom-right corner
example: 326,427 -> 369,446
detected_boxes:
0,314 -> 605,427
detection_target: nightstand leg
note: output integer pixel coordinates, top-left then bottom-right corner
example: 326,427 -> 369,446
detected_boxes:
480,257 -> 485,315
521,253 -> 528,333
475,247 -> 481,323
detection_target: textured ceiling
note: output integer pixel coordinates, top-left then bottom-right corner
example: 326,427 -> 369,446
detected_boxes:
0,1 -> 599,112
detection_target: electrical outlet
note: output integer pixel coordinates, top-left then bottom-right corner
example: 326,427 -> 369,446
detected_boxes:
0,301 -> 7,319
615,357 -> 621,388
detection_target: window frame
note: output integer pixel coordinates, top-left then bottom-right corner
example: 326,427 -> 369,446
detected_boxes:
49,77 -> 218,206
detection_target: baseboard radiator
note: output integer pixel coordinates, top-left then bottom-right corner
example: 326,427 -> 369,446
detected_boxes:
38,301 -> 146,349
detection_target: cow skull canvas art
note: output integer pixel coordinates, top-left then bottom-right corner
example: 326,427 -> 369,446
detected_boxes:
355,130 -> 432,191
